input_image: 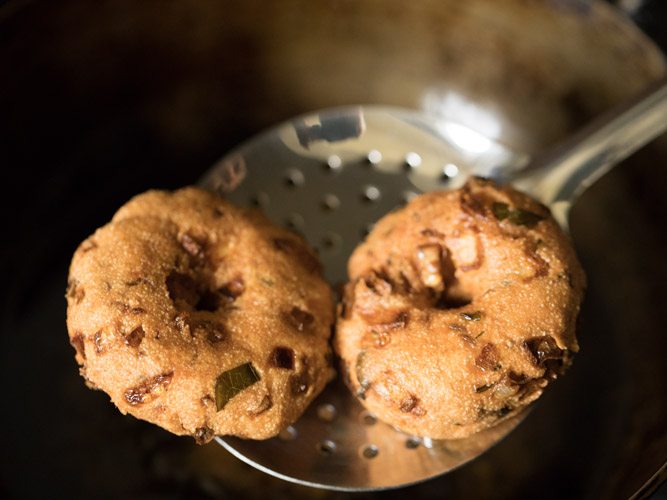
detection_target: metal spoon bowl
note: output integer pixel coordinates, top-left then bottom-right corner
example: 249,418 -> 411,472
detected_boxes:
198,79 -> 667,491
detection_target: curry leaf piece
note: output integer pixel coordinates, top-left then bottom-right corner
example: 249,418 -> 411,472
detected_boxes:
215,362 -> 260,411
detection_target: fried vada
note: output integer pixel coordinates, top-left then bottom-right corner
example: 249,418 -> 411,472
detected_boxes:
335,177 -> 585,439
66,187 -> 335,443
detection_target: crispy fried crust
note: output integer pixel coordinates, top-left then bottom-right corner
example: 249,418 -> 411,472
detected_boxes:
66,187 -> 334,442
334,178 -> 585,439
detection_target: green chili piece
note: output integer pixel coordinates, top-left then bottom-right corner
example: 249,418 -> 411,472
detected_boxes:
355,351 -> 370,399
491,202 -> 510,220
508,208 -> 545,227
492,202 -> 545,228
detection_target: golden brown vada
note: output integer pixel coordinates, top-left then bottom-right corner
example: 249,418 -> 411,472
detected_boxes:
335,177 -> 585,439
66,187 -> 334,442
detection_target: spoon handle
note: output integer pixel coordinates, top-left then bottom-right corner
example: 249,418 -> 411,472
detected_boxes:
514,77 -> 667,222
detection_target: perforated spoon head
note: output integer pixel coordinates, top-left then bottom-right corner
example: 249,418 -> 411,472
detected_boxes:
200,106 -> 525,283
217,375 -> 527,491
198,106 -> 529,491
199,81 -> 667,490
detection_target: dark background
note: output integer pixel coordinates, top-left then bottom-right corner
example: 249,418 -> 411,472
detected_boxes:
1,0 -> 666,499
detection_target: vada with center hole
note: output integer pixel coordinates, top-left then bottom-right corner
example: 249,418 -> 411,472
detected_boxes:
334,177 -> 585,439
66,187 -> 335,443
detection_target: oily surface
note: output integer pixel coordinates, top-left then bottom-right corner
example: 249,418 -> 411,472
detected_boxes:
66,187 -> 334,442
335,178 -> 585,439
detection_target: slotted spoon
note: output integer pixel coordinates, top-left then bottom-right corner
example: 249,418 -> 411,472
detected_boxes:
198,78 -> 667,491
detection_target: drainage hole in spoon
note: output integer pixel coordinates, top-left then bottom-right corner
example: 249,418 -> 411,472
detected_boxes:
359,410 -> 377,426
318,440 -> 337,456
361,445 -> 379,459
278,425 -> 298,441
316,403 -> 337,423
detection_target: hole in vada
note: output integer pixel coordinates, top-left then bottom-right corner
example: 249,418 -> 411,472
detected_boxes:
436,293 -> 472,309
167,271 -> 237,313
166,272 -> 200,308
195,290 -> 221,312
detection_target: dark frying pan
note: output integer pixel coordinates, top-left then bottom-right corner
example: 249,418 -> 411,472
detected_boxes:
1,0 -> 665,498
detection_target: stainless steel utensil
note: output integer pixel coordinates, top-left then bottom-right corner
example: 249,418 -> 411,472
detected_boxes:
198,78 -> 667,491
